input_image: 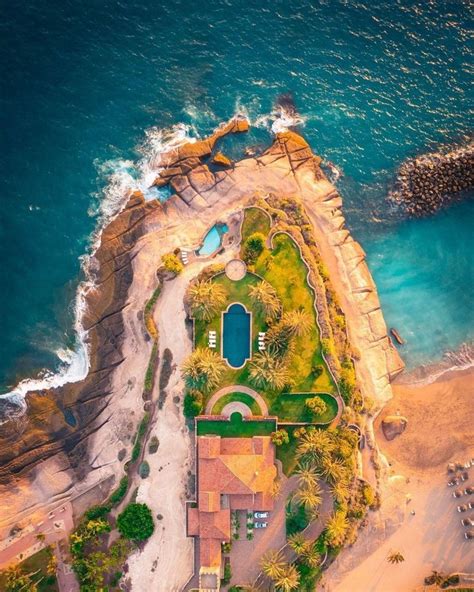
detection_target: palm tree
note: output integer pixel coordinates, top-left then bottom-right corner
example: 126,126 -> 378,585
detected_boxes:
296,429 -> 335,463
260,549 -> 285,580
295,485 -> 322,512
301,544 -> 321,568
282,309 -> 313,337
287,532 -> 307,556
273,563 -> 300,592
320,457 -> 348,485
266,322 -> 294,359
331,480 -> 350,505
248,281 -> 281,320
295,460 -> 319,489
181,348 -> 226,391
387,551 -> 405,565
187,279 -> 227,321
249,352 -> 292,390
325,510 -> 349,547
4,565 -> 38,592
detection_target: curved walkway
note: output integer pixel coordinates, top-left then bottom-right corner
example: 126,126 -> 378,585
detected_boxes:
221,402 -> 252,418
205,385 -> 269,416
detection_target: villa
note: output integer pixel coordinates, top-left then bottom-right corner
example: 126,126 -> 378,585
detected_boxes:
187,434 -> 277,591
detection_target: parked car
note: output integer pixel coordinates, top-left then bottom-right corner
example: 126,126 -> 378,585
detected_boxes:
453,489 -> 463,498
448,478 -> 459,487
254,511 -> 269,519
460,471 -> 469,482
464,461 -> 472,469
455,462 -> 464,470
457,504 -> 468,513
254,522 -> 267,529
461,517 -> 474,527
464,486 -> 474,495
465,530 -> 474,540
469,502 -> 474,509
447,463 -> 456,473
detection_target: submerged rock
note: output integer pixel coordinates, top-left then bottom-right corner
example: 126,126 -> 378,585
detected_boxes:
382,415 -> 408,441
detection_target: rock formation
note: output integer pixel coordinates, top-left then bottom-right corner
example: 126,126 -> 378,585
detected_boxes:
381,415 -> 408,441
389,143 -> 473,216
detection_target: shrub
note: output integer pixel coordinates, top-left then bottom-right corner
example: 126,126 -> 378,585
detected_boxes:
311,365 -> 323,378
85,505 -> 111,520
362,483 -> 375,507
184,390 -> 203,418
117,503 -> 154,541
271,429 -> 289,446
131,441 -> 141,463
286,503 -> 309,536
109,476 -> 129,506
243,232 -> 265,264
139,461 -> 150,479
222,561 -> 232,585
148,436 -> 159,454
305,397 -> 328,417
162,253 -> 183,275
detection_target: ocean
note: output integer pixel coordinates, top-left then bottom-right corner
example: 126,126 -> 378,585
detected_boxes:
0,0 -> 472,399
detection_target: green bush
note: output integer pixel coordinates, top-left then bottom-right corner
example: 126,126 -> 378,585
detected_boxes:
184,390 -> 203,418
109,476 -> 129,506
85,505 -> 111,520
162,252 -> 184,275
148,436 -> 159,454
222,561 -> 232,585
271,429 -> 289,446
243,232 -> 265,264
139,461 -> 150,479
286,503 -> 309,536
305,396 -> 328,416
117,503 -> 154,541
311,365 -> 323,378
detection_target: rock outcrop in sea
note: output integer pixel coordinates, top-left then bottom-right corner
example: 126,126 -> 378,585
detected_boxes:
389,143 -> 473,216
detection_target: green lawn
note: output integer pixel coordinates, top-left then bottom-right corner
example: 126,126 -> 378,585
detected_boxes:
197,412 -> 276,437
211,392 -> 263,416
269,393 -> 338,424
276,426 -> 300,476
240,206 -> 271,245
254,233 -> 335,393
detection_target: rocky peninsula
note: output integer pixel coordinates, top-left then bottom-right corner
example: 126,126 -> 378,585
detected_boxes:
0,118 -> 404,590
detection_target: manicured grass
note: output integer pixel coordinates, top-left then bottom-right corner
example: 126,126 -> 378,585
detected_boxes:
211,392 -> 262,416
240,207 -> 271,245
276,426 -> 300,476
197,412 -> 276,437
0,547 -> 58,592
270,393 -> 338,424
254,233 -> 335,394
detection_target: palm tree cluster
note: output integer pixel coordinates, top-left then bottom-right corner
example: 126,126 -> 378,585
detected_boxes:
249,352 -> 292,391
288,532 -> 321,568
187,279 -> 227,321
248,280 -> 281,320
295,460 -> 323,515
181,347 -> 226,392
260,550 -> 300,591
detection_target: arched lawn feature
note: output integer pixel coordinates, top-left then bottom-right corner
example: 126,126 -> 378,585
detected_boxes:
211,392 -> 263,416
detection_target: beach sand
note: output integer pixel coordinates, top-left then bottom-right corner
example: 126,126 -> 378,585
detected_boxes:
322,366 -> 474,592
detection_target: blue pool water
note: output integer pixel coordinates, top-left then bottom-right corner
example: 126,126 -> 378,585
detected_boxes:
222,303 -> 251,369
0,0 -> 472,397
197,223 -> 229,257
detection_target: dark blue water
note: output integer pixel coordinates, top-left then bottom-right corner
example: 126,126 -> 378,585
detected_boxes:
222,303 -> 251,369
1,0 -> 472,395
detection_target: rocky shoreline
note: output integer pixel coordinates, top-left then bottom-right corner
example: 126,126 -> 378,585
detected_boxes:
389,142 -> 473,216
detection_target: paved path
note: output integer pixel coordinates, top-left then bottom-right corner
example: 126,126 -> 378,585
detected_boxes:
205,385 -> 269,416
221,402 -> 252,418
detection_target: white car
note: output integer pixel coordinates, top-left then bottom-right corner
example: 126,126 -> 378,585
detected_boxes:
254,522 -> 268,529
457,504 -> 468,513
254,511 -> 269,519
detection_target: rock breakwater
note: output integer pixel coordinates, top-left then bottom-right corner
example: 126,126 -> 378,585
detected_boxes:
389,143 -> 473,216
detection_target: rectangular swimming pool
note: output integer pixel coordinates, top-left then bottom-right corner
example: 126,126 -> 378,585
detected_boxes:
222,302 -> 251,368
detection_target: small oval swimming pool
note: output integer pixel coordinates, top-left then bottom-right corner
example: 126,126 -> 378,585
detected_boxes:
222,302 -> 251,368
197,223 -> 228,256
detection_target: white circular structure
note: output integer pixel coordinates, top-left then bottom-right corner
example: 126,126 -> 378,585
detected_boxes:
225,258 -> 247,281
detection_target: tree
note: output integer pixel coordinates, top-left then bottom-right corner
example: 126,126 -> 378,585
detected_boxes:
117,503 -> 154,541
248,281 -> 281,320
296,429 -> 335,463
320,457 -> 348,485
243,232 -> 265,264
3,566 -> 37,592
282,309 -> 312,337
249,352 -> 291,391
266,321 -> 294,359
273,563 -> 300,591
295,485 -> 322,512
260,549 -> 285,580
295,461 -> 319,490
325,511 -> 349,547
271,429 -> 289,447
183,390 -> 203,417
187,280 -> 227,321
182,348 -> 226,392
305,396 -> 328,417
387,551 -> 405,565
287,532 -> 307,556
162,252 -> 183,275
301,544 -> 321,568
331,481 -> 350,505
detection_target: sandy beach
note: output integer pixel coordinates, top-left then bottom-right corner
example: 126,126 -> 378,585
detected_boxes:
322,366 -> 474,592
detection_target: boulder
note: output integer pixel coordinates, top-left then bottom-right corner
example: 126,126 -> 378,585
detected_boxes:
211,151 -> 232,167
382,415 -> 408,441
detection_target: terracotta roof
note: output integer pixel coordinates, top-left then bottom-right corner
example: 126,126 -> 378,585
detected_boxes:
200,538 -> 222,568
199,509 -> 230,540
199,490 -> 220,512
229,494 -> 254,509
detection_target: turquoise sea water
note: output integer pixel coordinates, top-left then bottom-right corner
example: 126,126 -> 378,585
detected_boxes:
0,0 -> 472,395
